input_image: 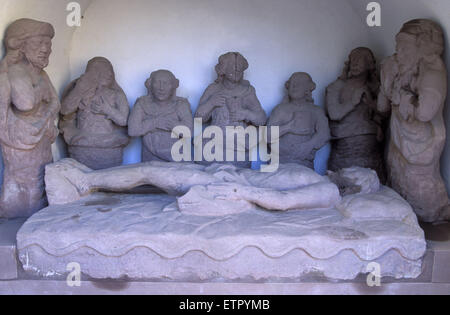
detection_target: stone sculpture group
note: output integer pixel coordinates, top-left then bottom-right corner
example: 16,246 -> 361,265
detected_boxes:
0,18 -> 449,225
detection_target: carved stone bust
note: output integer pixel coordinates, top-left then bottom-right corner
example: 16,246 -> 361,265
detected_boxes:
378,19 -> 449,222
195,52 -> 267,168
267,72 -> 330,169
326,47 -> 387,183
60,57 -> 130,170
128,70 -> 193,162
0,19 -> 60,218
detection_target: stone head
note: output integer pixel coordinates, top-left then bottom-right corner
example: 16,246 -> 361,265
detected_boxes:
86,57 -> 115,88
145,70 -> 179,102
4,18 -> 55,69
395,19 -> 444,67
215,52 -> 249,84
285,72 -> 316,103
347,47 -> 376,78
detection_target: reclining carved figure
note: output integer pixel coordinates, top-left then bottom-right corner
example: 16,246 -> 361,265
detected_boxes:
45,159 -> 381,216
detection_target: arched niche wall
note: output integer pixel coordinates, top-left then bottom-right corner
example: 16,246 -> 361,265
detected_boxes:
69,0 -> 372,173
0,0 -> 448,196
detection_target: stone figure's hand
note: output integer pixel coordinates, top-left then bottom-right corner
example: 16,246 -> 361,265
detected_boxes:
210,94 -> 227,109
45,120 -> 59,142
91,96 -> 109,115
352,88 -> 365,106
157,117 -> 176,132
399,90 -> 416,122
207,183 -> 245,201
362,90 -> 376,109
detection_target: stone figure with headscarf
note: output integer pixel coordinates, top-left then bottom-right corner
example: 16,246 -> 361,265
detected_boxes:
60,57 -> 130,170
378,19 -> 449,222
0,19 -> 60,218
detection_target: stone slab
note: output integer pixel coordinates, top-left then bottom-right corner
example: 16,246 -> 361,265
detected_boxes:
0,219 -> 26,280
17,189 -> 426,281
432,251 -> 450,283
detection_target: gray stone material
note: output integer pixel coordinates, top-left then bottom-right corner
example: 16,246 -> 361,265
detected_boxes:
0,19 -> 60,218
17,188 -> 426,281
326,47 -> 386,183
267,72 -> 330,169
0,219 -> 26,280
378,19 -> 450,222
195,52 -> 267,168
60,57 -> 130,170
128,70 -> 193,162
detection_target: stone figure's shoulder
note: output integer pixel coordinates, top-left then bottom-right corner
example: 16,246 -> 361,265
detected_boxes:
243,80 -> 256,94
134,95 -> 156,112
380,56 -> 398,75
7,63 -> 31,82
176,97 -> 192,108
269,103 -> 289,119
203,82 -> 222,95
301,103 -> 326,118
326,78 -> 345,93
419,58 -> 447,86
135,95 -> 152,106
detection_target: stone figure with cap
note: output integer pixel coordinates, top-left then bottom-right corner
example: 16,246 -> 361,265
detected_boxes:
0,18 -> 60,218
195,52 -> 267,168
268,72 -> 330,169
128,70 -> 193,162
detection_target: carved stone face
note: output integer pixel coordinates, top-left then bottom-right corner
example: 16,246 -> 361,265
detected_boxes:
151,71 -> 176,102
22,35 -> 52,69
288,73 -> 315,101
222,61 -> 244,84
97,68 -> 114,87
349,52 -> 369,77
395,32 -> 418,68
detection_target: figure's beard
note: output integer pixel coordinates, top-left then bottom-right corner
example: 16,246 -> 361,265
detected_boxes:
27,55 -> 50,70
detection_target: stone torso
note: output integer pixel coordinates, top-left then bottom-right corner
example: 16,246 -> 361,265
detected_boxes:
209,83 -> 255,128
142,97 -> 185,161
77,87 -> 117,134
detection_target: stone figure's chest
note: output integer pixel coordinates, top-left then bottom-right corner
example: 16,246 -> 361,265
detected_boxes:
91,88 -> 116,107
32,76 -> 52,106
292,110 -> 314,129
211,94 -> 248,126
146,103 -> 178,120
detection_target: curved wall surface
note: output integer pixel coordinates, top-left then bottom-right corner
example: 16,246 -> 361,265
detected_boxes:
0,0 -> 448,192
69,0 -> 372,172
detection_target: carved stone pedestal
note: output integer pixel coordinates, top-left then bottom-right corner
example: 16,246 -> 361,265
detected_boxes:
17,190 -> 426,281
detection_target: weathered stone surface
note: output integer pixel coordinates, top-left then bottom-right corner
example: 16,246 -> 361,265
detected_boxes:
60,57 -> 130,170
44,158 -> 343,215
17,188 -> 426,281
0,19 -> 60,218
267,72 -> 330,169
195,52 -> 267,168
0,219 -> 25,280
128,70 -> 193,162
326,47 -> 387,183
378,19 -> 449,222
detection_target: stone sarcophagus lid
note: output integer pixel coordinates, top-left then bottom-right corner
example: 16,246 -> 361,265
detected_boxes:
16,159 -> 426,281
